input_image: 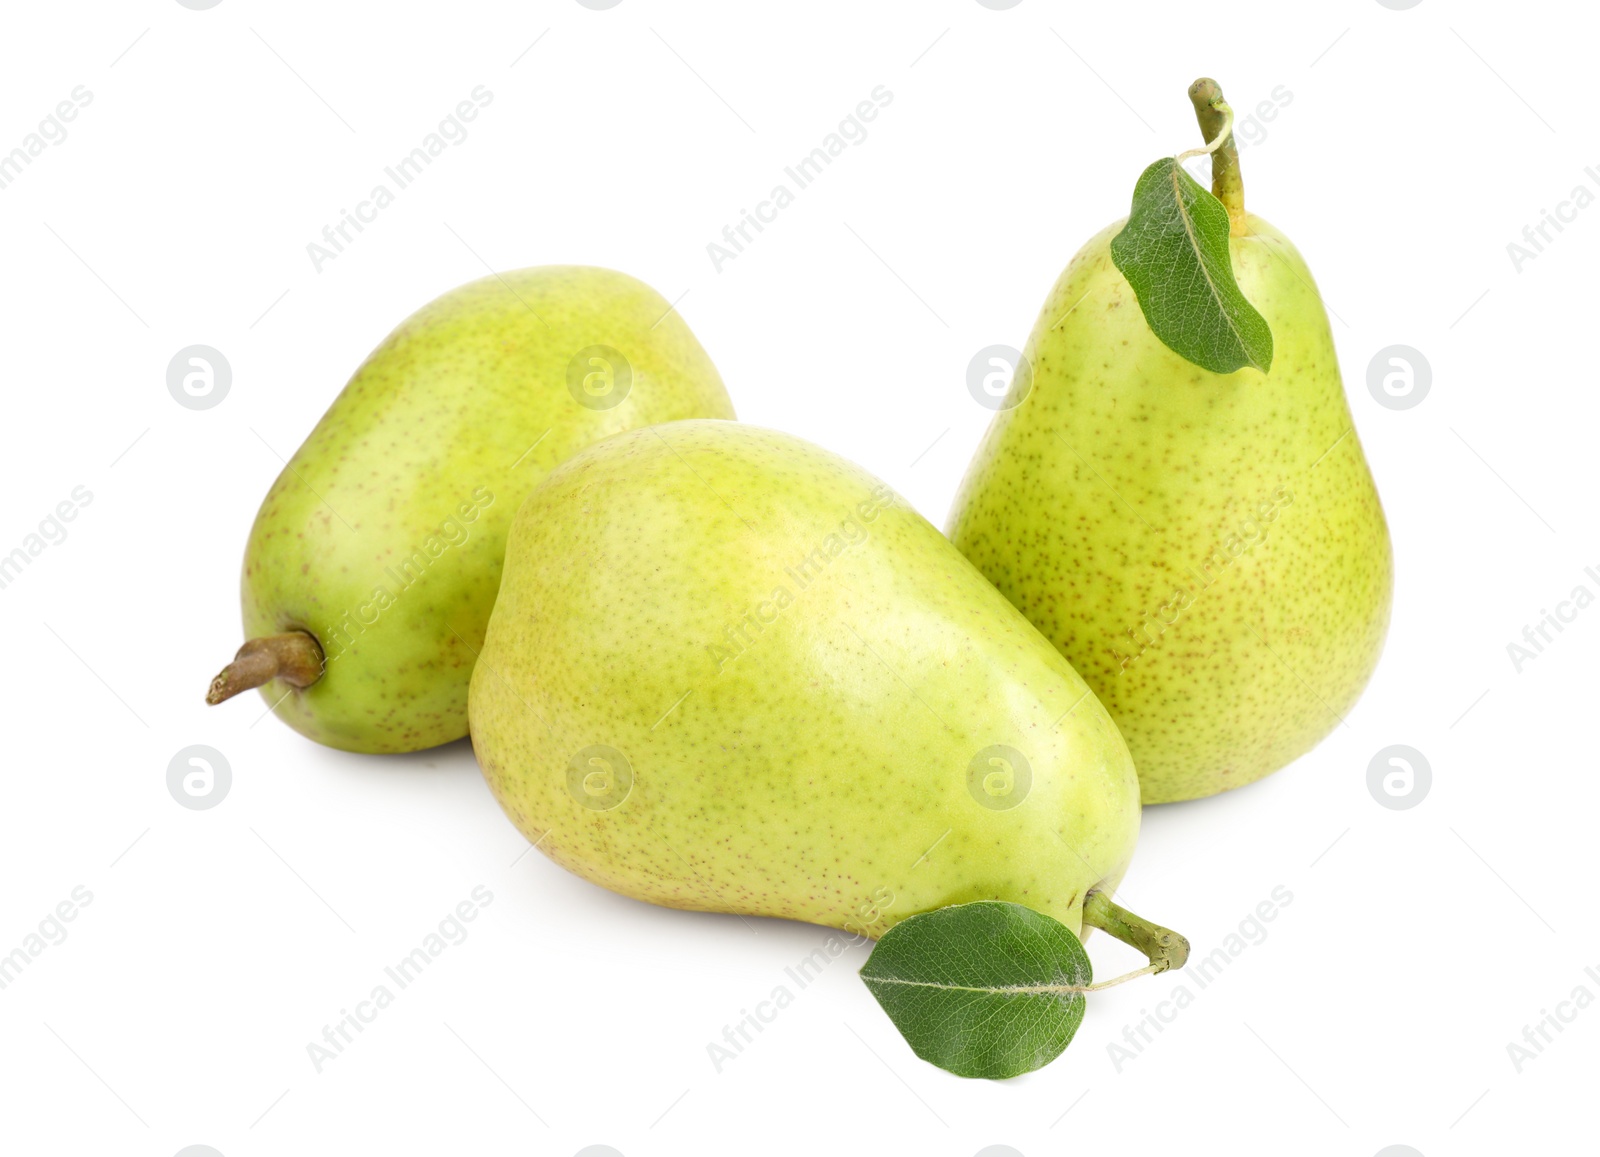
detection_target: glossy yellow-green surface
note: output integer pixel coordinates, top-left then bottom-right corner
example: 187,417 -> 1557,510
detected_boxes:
241,267 -> 735,753
470,422 -> 1139,937
948,215 -> 1392,803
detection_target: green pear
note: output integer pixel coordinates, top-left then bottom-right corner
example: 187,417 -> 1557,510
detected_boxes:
468,421 -> 1142,940
949,82 -> 1392,803
207,267 -> 735,753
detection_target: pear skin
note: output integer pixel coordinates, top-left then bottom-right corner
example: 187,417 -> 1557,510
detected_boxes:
948,215 -> 1393,803
224,267 -> 735,753
469,421 -> 1139,938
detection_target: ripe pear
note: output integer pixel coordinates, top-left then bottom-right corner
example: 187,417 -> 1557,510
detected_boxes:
468,421 -> 1143,939
208,267 -> 735,753
948,83 -> 1392,803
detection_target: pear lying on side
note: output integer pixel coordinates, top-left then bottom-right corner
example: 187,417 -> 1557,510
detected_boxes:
469,421 -> 1140,938
208,267 -> 735,753
948,80 -> 1392,803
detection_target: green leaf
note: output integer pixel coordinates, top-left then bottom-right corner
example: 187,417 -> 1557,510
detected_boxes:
859,901 -> 1091,1080
1109,157 -> 1274,375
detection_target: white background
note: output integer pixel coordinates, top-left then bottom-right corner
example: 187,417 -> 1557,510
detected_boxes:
0,1 -> 1593,1154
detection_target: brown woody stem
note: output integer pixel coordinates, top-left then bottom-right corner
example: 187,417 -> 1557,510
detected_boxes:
206,631 -> 325,704
1188,76 -> 1245,233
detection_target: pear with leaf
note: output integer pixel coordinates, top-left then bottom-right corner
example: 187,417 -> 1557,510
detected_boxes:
948,79 -> 1392,803
470,419 -> 1189,1078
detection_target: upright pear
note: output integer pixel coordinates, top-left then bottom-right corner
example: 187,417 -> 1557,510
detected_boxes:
948,82 -> 1392,803
208,267 -> 735,753
469,421 -> 1142,940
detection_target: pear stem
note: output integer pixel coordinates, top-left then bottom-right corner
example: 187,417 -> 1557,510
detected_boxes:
1186,77 -> 1246,234
1082,890 -> 1191,975
951,896 -> 1189,997
206,631 -> 325,705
